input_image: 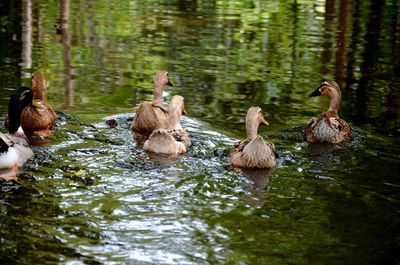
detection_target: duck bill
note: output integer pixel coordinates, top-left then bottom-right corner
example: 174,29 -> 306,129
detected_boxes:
308,87 -> 322,97
182,107 -> 188,115
31,100 -> 44,109
167,80 -> 174,86
261,117 -> 270,126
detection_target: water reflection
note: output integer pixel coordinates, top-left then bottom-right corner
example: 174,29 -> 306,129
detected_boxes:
20,0 -> 32,79
59,0 -> 74,107
236,168 -> 273,206
146,151 -> 183,165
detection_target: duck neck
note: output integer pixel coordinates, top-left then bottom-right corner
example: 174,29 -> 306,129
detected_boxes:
246,119 -> 259,140
328,91 -> 341,113
8,103 -> 23,134
33,88 -> 45,101
153,83 -> 164,103
32,78 -> 46,101
168,109 -> 182,130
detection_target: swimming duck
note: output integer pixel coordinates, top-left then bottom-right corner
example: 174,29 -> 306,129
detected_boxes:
305,81 -> 351,143
21,72 -> 57,137
0,87 -> 35,174
131,70 -> 173,135
144,95 -> 191,155
230,107 -> 276,169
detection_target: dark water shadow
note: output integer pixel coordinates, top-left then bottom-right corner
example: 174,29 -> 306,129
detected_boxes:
0,177 -> 102,264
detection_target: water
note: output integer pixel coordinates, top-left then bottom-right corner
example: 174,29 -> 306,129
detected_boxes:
1,0 -> 399,264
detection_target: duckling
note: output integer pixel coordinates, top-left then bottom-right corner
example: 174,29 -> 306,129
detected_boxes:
230,107 -> 276,169
0,87 -> 34,174
21,72 -> 57,137
131,70 -> 173,135
305,81 -> 351,143
144,95 -> 191,155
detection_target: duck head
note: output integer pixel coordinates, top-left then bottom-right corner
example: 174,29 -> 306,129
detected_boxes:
246,107 -> 269,140
31,71 -> 47,101
309,81 -> 340,97
8,86 -> 33,134
153,70 -> 173,102
168,95 -> 187,130
309,81 -> 342,112
154,70 -> 173,87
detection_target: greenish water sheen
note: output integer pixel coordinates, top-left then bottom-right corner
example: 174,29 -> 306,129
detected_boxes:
1,0 -> 400,264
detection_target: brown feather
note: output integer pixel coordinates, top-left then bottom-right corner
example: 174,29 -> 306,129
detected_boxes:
131,71 -> 172,135
143,129 -> 186,155
305,111 -> 351,143
21,100 -> 57,137
230,136 -> 276,169
131,102 -> 169,135
169,128 -> 191,147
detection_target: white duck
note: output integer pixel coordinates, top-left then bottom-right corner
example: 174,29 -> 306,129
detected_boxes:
1,87 -> 35,178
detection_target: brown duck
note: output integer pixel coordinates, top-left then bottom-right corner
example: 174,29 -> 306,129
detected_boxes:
131,70 -> 173,135
144,95 -> 191,155
21,72 -> 57,137
230,107 -> 276,169
305,81 -> 351,143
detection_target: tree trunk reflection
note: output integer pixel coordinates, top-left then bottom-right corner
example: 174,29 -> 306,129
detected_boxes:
60,0 -> 74,107
21,0 -> 32,80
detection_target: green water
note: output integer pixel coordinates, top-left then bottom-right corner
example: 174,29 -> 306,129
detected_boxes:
1,0 -> 399,264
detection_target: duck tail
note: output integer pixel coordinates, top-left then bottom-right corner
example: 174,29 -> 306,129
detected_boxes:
242,136 -> 276,168
144,129 -> 186,155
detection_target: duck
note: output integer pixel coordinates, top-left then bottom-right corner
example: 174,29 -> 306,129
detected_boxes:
21,71 -> 57,137
305,81 -> 351,143
131,70 -> 173,135
230,107 -> 276,169
144,95 -> 191,155
0,87 -> 35,177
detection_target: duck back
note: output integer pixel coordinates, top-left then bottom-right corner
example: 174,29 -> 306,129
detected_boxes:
143,129 -> 186,155
131,102 -> 168,135
21,101 -> 57,132
305,112 -> 351,143
231,136 -> 276,168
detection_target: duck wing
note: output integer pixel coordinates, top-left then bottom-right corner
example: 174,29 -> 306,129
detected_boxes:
0,133 -> 33,167
168,129 -> 191,147
7,134 -> 29,147
151,101 -> 168,114
265,141 -> 275,152
338,118 -> 351,140
132,102 -> 169,134
232,138 -> 251,154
